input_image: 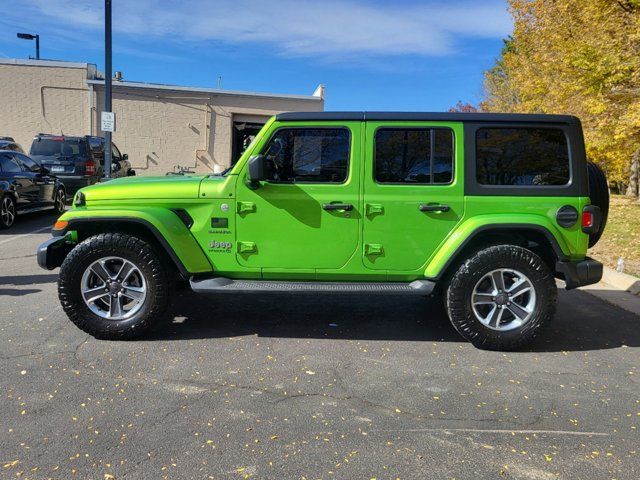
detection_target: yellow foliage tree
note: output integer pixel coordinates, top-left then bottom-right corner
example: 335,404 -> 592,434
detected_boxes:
482,0 -> 640,195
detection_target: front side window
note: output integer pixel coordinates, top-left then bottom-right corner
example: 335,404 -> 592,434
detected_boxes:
476,127 -> 570,186
16,154 -> 41,172
0,154 -> 22,173
262,128 -> 350,183
375,128 -> 454,184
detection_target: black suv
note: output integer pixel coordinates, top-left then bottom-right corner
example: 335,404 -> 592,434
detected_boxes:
0,150 -> 66,228
29,135 -> 103,195
87,136 -> 134,178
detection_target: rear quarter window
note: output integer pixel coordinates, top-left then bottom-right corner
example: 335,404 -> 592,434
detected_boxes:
476,127 -> 570,186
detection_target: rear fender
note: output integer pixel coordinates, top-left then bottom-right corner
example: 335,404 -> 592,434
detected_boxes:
425,215 -> 573,279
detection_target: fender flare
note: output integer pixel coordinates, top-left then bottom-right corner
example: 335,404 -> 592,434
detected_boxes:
427,223 -> 570,280
53,215 -> 211,276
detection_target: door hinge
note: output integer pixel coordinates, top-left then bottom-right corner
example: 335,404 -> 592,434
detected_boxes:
237,241 -> 257,254
237,201 -> 256,214
364,243 -> 384,256
366,203 -> 384,216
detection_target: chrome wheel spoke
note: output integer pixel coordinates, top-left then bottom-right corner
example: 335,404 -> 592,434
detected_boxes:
506,301 -> 529,320
491,270 -> 505,292
508,279 -> 531,297
472,293 -> 495,305
90,261 -> 111,283
487,305 -> 504,327
109,295 -> 123,318
122,286 -> 144,301
82,285 -> 108,304
115,261 -> 136,282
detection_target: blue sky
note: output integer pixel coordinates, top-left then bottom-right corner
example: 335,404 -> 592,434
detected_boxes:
0,0 -> 512,111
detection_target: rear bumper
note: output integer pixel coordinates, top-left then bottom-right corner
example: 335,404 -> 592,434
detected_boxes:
54,176 -> 96,195
556,257 -> 603,290
37,236 -> 73,270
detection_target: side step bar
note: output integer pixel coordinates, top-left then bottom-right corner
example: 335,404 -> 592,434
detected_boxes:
189,277 -> 435,295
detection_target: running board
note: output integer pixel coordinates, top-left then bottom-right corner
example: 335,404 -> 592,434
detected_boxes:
189,277 -> 435,295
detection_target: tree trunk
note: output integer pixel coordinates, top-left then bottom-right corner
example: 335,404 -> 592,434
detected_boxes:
626,148 -> 640,198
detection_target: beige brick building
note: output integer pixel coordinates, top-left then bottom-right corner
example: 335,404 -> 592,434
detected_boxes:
0,58 -> 324,175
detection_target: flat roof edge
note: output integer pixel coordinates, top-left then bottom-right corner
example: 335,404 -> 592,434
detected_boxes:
87,79 -> 323,101
0,58 -> 91,69
276,111 -> 580,124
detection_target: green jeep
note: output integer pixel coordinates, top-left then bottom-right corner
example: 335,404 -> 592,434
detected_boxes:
37,112 -> 608,350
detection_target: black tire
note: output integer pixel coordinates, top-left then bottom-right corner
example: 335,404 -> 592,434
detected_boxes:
0,195 -> 16,229
52,187 -> 66,214
445,245 -> 557,351
58,233 -> 171,340
587,161 -> 609,247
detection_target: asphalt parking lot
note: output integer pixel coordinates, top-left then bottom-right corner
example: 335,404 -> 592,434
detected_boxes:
1,213 -> 639,480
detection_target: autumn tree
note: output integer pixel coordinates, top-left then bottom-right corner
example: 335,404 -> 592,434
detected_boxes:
482,0 -> 640,196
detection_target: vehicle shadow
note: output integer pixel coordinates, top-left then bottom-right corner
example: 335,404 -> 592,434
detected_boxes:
0,273 -> 59,286
150,288 -> 640,352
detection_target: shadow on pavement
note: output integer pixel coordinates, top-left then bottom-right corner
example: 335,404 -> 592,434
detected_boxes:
0,273 -> 59,285
0,211 -> 55,236
149,288 -> 640,352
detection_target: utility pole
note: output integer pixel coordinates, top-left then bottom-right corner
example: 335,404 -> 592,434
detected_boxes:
103,0 -> 113,179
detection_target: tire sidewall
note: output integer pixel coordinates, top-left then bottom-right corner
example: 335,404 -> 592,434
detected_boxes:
59,235 -> 168,338
446,245 -> 557,350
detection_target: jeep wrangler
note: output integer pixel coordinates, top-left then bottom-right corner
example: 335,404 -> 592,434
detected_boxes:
37,112 -> 608,350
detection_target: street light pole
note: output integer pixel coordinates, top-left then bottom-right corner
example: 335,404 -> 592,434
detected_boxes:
16,32 -> 40,59
104,0 -> 112,179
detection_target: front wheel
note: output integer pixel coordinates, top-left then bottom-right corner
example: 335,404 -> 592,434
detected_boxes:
58,233 -> 171,339
445,245 -> 557,351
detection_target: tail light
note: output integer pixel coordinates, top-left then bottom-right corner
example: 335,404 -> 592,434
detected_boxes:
581,205 -> 601,234
85,159 -> 96,176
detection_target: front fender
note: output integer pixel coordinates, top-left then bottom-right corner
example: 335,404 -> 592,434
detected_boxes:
53,207 -> 213,274
424,214 -> 573,279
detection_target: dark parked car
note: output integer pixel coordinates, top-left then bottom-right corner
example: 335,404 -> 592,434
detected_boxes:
29,134 -> 102,195
87,136 -> 135,178
0,139 -> 25,153
0,150 -> 66,229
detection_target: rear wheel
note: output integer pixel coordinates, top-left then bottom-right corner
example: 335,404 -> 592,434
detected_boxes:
445,245 -> 557,351
59,233 -> 171,339
0,195 -> 16,229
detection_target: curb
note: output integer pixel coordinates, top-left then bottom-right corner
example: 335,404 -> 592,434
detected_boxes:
601,267 -> 640,296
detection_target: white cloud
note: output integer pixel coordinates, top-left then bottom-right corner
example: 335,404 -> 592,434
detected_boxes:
22,0 -> 512,59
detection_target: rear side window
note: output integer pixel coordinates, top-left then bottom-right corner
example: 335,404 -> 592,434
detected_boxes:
476,128 -> 570,186
263,128 -> 350,183
375,128 -> 454,184
30,138 -> 88,159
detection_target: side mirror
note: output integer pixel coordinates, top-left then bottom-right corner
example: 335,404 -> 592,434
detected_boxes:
122,153 -> 128,161
40,166 -> 50,175
247,155 -> 266,188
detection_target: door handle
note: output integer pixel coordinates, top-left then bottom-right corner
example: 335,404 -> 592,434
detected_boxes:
323,203 -> 353,211
419,203 -> 450,213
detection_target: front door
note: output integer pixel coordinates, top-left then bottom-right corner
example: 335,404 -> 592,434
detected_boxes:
235,123 -> 361,272
362,122 -> 464,272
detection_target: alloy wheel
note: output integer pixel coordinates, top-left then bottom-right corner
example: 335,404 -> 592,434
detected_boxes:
80,256 -> 147,320
471,268 -> 536,331
1,197 -> 15,227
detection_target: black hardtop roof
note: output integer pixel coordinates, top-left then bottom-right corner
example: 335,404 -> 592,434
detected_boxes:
276,111 -> 580,124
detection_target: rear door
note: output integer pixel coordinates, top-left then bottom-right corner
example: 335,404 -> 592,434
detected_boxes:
362,122 -> 464,272
16,153 -> 55,206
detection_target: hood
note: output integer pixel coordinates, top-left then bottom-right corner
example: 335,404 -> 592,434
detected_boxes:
80,175 -> 207,201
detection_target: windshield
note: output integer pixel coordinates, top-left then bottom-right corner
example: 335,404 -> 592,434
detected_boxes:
30,137 -> 88,159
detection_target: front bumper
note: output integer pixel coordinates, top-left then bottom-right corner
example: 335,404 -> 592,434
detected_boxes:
37,236 -> 74,270
556,257 -> 603,290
